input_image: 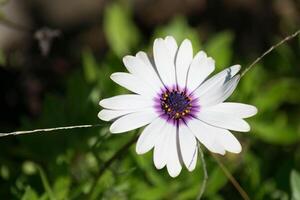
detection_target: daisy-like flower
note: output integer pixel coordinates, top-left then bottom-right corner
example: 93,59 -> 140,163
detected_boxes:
98,36 -> 257,177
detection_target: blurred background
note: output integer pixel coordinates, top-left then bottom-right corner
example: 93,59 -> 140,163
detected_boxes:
0,0 -> 300,199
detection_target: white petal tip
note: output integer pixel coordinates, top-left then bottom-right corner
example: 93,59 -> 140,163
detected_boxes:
110,73 -> 117,79
183,38 -> 192,44
122,56 -> 129,63
226,144 -> 242,154
122,55 -> 134,65
207,57 -> 215,65
99,99 -> 105,107
154,38 -> 163,44
241,124 -> 251,132
153,159 -> 166,169
97,110 -> 107,121
165,35 -> 175,40
135,149 -> 143,155
109,125 -> 122,134
213,150 -> 226,156
169,173 -> 180,178
231,148 -> 242,154
251,106 -> 258,117
135,51 -> 145,57
168,169 -> 181,178
187,166 -> 196,172
135,145 -> 147,155
232,64 -> 241,70
154,163 -> 165,170
231,65 -> 241,74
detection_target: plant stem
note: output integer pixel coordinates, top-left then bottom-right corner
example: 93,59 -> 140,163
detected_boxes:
211,153 -> 250,200
241,29 -> 300,77
196,144 -> 208,200
0,124 -> 104,138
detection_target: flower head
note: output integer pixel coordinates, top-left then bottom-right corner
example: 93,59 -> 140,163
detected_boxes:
98,36 -> 257,177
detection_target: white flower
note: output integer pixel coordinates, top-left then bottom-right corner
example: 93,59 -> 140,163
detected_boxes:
98,36 -> 257,177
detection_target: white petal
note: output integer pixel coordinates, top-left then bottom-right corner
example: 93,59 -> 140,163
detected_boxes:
196,109 -> 250,132
153,38 -> 176,87
203,103 -> 258,118
216,131 -> 242,153
99,95 -> 153,110
153,123 -> 175,169
135,51 -> 153,67
110,72 -> 157,97
178,125 -> 198,171
194,65 -> 240,98
187,119 -> 225,155
164,36 -> 178,61
186,51 -> 215,92
136,118 -> 166,154
109,109 -> 158,133
176,39 -> 193,89
135,51 -> 164,91
98,109 -> 136,121
198,75 -> 240,106
167,127 -> 182,177
123,55 -> 163,91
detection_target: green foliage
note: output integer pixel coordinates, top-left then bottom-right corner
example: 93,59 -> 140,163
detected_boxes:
21,187 -> 39,200
154,16 -> 201,52
206,31 -> 234,70
291,170 -> 300,200
82,49 -> 98,84
53,176 -> 71,200
104,2 -> 141,58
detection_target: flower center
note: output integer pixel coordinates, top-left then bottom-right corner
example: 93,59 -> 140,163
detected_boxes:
160,90 -> 192,119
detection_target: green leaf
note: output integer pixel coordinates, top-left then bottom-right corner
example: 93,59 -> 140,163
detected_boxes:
104,2 -> 140,57
53,176 -> 71,200
82,49 -> 98,83
204,167 -> 228,196
37,166 -> 56,200
252,115 -> 300,145
253,79 -> 300,112
133,152 -> 165,186
206,31 -> 234,70
291,170 -> 300,200
21,187 -> 39,200
154,16 -> 201,52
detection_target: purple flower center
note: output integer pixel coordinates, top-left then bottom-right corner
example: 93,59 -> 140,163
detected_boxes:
160,90 -> 192,119
154,88 -> 199,124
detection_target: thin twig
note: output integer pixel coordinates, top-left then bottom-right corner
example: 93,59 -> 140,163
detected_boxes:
211,153 -> 250,200
240,29 -> 300,77
0,124 -> 103,138
88,134 -> 138,199
196,144 -> 208,200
